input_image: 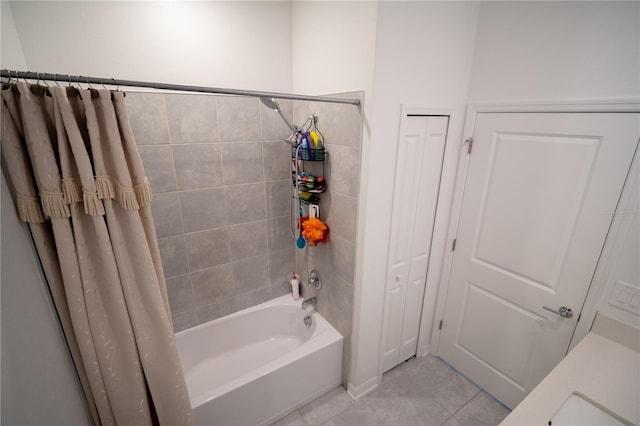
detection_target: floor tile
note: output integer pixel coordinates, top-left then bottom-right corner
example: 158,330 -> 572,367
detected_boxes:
281,355 -> 509,426
399,356 -> 481,415
363,383 -> 425,425
380,356 -> 418,384
440,415 -> 462,426
321,401 -> 385,426
271,410 -> 308,426
299,387 -> 355,426
452,391 -> 511,426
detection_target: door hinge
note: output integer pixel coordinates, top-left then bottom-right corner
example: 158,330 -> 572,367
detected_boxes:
465,137 -> 473,154
439,320 -> 443,330
452,239 -> 457,251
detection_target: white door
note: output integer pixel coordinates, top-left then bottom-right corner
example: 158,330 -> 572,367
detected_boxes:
382,115 -> 449,372
438,112 -> 639,408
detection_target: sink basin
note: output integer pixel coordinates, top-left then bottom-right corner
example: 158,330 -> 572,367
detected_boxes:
550,393 -> 632,426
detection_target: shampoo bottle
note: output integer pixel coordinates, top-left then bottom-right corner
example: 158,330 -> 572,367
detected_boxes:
290,273 -> 300,300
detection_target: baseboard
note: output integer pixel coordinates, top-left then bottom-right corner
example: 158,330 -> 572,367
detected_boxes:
347,376 -> 378,400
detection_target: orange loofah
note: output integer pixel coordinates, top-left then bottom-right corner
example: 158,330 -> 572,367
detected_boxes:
301,217 -> 329,247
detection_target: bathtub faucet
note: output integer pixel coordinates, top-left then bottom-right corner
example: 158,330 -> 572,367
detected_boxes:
302,296 -> 317,309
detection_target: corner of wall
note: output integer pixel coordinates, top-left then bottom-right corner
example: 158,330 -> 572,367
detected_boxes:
0,1 -> 28,69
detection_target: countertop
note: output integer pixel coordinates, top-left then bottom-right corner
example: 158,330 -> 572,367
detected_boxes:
501,313 -> 640,425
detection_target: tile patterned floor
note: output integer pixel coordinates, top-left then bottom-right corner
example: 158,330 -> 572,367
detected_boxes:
271,355 -> 510,426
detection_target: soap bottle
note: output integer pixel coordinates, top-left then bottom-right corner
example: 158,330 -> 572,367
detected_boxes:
290,273 -> 300,300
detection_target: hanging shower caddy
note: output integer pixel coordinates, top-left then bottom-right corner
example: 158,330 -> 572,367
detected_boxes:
258,97 -> 329,247
291,114 -> 327,207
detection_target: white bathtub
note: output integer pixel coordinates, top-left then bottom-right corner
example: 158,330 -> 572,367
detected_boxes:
175,294 -> 343,425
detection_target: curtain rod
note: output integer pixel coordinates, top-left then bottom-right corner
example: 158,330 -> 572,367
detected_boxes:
0,69 -> 361,107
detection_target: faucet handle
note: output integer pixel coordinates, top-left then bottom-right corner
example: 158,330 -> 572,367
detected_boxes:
308,269 -> 322,290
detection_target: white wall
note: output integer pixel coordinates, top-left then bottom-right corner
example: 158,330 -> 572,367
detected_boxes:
350,1 -> 481,397
0,1 -> 27,69
8,1 -> 292,92
1,173 -> 90,425
468,1 -> 640,102
575,148 -> 640,347
292,1 -> 377,97
2,4 -> 89,423
600,204 -> 640,326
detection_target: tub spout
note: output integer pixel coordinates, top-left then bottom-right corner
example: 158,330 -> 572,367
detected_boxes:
302,297 -> 317,309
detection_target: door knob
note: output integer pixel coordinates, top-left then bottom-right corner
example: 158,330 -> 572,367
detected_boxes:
543,306 -> 574,318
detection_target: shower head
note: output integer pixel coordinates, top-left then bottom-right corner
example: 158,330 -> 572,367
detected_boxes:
260,97 -> 281,111
260,97 -> 298,134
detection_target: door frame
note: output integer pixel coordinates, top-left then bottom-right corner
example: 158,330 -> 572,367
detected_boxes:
430,98 -> 640,357
377,104 -> 461,377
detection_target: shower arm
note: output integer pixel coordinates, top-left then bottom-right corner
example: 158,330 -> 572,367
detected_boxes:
277,108 -> 298,133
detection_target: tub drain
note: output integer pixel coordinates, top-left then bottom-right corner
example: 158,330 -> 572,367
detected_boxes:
304,315 -> 313,326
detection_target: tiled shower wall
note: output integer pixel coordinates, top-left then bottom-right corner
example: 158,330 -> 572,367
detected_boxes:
294,92 -> 363,386
126,90 -> 363,385
126,92 -> 297,331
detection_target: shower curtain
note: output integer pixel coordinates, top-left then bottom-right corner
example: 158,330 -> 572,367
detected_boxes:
1,82 -> 192,425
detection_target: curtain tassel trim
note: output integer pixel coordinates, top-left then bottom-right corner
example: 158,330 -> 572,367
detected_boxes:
62,178 -> 82,204
40,189 -> 71,219
16,194 -> 47,223
83,190 -> 106,216
15,177 -> 153,223
96,176 -> 152,210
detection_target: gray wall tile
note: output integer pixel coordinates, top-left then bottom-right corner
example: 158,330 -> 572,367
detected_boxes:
165,94 -> 218,143
158,236 -> 189,278
217,96 -> 261,141
321,274 -> 353,340
126,92 -> 170,145
263,140 -> 292,181
292,92 -> 363,148
327,145 -> 360,198
196,298 -> 234,324
268,215 -> 294,252
234,287 -> 271,311
225,183 -> 266,225
138,145 -> 177,193
326,192 -> 358,243
179,188 -> 227,232
330,235 -> 356,284
172,310 -> 199,333
266,180 -> 291,218
151,193 -> 183,238
269,281 -> 291,299
260,99 -> 293,141
229,220 -> 268,261
268,247 -> 296,286
191,264 -> 234,307
135,92 -> 363,335
185,228 -> 231,271
173,144 -> 223,190
232,255 -> 268,294
221,142 -> 264,185
166,274 -> 194,315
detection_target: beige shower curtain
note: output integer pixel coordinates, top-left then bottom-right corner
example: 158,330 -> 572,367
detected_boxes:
1,82 -> 192,425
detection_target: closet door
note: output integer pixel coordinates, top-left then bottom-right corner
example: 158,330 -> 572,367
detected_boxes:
382,115 -> 448,373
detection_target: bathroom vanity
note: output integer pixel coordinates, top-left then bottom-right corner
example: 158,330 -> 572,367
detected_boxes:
501,313 -> 639,425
